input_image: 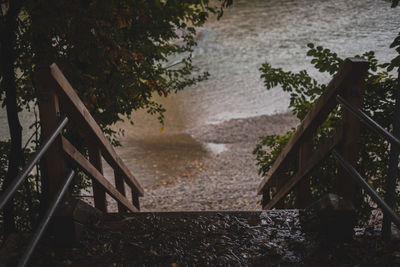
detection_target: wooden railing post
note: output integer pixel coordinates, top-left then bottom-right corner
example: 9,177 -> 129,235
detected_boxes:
296,135 -> 313,208
88,142 -> 107,212
35,68 -> 68,205
336,79 -> 364,201
114,169 -> 127,212
275,169 -> 286,208
261,190 -> 271,209
132,192 -> 140,211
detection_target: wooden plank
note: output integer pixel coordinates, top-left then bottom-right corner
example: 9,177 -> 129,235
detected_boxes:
264,128 -> 343,209
61,137 -> 139,213
114,169 -> 127,212
88,142 -> 107,212
48,64 -> 144,196
336,78 -> 365,200
257,58 -> 369,195
35,69 -> 68,203
296,135 -> 313,208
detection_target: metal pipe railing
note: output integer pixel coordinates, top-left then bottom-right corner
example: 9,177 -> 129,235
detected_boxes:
17,169 -> 75,267
0,117 -> 68,210
337,94 -> 400,236
332,149 -> 400,229
337,95 -> 400,148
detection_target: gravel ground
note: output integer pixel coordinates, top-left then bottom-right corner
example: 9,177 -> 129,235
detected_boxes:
140,112 -> 298,211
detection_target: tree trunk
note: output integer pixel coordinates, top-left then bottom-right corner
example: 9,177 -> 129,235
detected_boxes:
0,0 -> 24,238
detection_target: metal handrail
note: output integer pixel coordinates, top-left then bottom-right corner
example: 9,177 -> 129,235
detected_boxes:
337,95 -> 400,148
0,116 -> 70,266
0,117 -> 68,210
17,169 -> 75,267
332,149 -> 400,229
336,93 -> 400,235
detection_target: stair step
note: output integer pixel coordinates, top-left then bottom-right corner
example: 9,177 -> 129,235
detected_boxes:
6,210 -> 400,266
71,210 -> 315,265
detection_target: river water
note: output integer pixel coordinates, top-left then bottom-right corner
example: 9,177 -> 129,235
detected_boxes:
125,0 -> 399,136
1,0 -> 399,188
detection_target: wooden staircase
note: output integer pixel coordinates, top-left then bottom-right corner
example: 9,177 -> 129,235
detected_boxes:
3,59 -> 400,266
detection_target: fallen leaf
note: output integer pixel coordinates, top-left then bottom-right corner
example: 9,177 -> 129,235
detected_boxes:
150,249 -> 160,256
123,217 -> 136,222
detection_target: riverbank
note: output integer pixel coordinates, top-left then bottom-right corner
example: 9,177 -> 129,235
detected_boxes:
138,112 -> 298,211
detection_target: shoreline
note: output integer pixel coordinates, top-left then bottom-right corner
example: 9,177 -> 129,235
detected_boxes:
139,112 -> 299,211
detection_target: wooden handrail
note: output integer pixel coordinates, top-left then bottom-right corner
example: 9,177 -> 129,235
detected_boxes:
35,63 -> 144,213
49,64 -> 144,197
264,128 -> 343,209
257,58 -> 369,209
61,137 -> 139,212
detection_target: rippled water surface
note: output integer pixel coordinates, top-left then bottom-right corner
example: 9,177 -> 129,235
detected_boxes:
115,0 -> 399,137
177,0 -> 398,125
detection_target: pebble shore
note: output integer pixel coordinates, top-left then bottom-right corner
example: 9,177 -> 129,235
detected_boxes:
140,112 -> 298,211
